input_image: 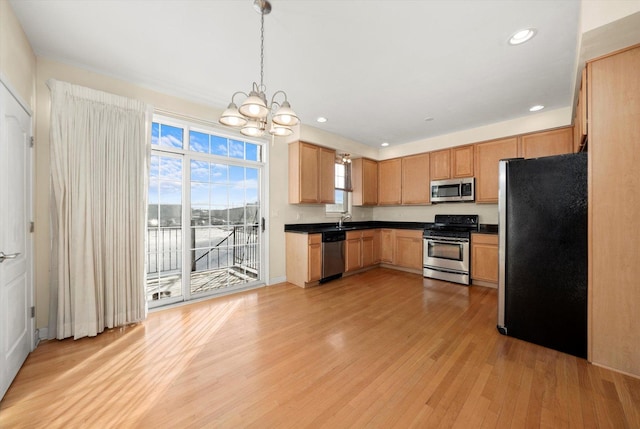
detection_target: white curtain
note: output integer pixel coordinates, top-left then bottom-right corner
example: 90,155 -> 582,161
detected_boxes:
48,79 -> 150,340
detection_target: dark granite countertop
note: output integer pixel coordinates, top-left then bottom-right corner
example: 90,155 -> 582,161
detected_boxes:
284,221 -> 431,234
285,221 -> 499,234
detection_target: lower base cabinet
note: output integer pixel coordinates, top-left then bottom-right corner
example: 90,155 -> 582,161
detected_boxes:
285,228 -> 424,288
285,233 -> 322,287
471,233 -> 499,285
345,231 -> 363,272
393,229 -> 423,269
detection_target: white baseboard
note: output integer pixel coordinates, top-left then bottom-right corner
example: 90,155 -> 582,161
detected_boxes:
38,327 -> 48,341
268,276 -> 286,285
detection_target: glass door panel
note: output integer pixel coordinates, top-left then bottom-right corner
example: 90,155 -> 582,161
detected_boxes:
189,159 -> 261,295
147,154 -> 183,306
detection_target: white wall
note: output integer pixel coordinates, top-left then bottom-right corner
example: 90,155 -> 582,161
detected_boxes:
581,0 -> 640,33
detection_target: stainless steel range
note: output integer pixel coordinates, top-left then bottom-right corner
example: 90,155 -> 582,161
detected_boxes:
423,214 -> 479,285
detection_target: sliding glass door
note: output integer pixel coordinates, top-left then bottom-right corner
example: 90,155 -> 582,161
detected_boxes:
146,116 -> 265,308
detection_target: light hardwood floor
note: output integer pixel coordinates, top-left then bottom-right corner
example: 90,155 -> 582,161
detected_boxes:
1,268 -> 639,428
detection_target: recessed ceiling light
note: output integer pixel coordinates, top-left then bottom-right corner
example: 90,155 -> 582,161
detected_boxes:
316,117 -> 327,123
424,117 -> 434,122
509,28 -> 537,45
381,142 -> 389,147
529,105 -> 545,112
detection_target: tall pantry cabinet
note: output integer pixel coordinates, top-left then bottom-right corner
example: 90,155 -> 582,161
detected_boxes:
588,44 -> 640,378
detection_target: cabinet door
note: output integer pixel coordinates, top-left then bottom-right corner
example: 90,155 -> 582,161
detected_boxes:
352,158 -> 378,206
519,127 -> 573,159
402,153 -> 430,205
362,233 -> 375,267
373,229 -> 381,263
345,231 -> 363,272
319,147 -> 336,204
380,229 -> 395,263
430,149 -> 451,180
394,230 -> 423,269
451,145 -> 474,178
299,142 -> 320,203
471,234 -> 498,283
475,137 -> 518,203
362,159 -> 378,205
308,235 -> 323,282
378,159 -> 402,205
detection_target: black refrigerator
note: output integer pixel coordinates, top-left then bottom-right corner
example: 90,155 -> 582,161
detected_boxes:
497,152 -> 587,358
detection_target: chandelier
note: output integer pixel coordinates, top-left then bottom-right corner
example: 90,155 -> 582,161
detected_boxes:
218,0 -> 299,137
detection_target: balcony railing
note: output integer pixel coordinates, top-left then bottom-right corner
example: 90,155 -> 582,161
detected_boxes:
146,224 -> 259,297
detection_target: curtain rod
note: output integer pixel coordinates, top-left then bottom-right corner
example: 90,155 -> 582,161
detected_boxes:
153,108 -> 220,128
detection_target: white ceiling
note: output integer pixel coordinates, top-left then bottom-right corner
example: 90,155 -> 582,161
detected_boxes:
10,0 -> 582,147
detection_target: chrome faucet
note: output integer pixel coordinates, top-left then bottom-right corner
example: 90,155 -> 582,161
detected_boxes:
338,213 -> 352,228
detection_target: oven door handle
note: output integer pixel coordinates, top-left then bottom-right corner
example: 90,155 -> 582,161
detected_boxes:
424,237 -> 469,244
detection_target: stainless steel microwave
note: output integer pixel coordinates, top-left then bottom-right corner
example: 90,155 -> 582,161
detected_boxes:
430,177 -> 475,203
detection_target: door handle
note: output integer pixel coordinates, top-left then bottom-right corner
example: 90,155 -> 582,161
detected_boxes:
0,251 -> 20,263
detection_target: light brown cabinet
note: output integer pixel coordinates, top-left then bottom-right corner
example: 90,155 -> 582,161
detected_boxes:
401,153 -> 431,205
519,127 -> 573,159
372,229 -> 381,263
474,137 -> 518,203
451,145 -> 474,178
346,230 -> 378,272
362,230 -> 376,267
288,141 -> 335,204
471,233 -> 498,285
430,149 -> 451,181
394,229 -> 423,270
588,44 -> 640,377
285,233 -> 322,287
378,158 -> 402,205
430,146 -> 474,181
352,158 -> 378,206
380,229 -> 395,263
345,231 -> 363,273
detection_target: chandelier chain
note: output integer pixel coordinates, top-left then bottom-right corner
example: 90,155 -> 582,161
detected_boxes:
260,9 -> 265,91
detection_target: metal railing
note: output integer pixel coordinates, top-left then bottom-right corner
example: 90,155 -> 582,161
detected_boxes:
147,224 -> 259,276
146,226 -> 182,274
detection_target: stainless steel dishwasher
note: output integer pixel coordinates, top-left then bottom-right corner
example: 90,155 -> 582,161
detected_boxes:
321,230 -> 346,282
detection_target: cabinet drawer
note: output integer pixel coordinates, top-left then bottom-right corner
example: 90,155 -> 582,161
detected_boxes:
308,234 -> 322,245
471,233 -> 498,245
346,230 -> 362,240
361,229 -> 375,239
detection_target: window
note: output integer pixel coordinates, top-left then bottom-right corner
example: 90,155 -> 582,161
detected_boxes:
326,161 -> 351,214
147,116 -> 266,308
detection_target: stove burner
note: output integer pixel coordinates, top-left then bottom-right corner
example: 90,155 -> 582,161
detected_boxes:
423,214 -> 479,239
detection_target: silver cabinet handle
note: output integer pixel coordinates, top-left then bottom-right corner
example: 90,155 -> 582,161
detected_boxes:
0,251 -> 20,263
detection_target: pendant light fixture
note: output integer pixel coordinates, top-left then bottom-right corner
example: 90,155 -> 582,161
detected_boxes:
219,0 -> 299,137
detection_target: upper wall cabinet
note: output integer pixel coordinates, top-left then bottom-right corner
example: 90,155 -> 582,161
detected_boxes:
451,145 -> 474,178
289,141 -> 335,204
430,146 -> 474,180
474,137 -> 518,203
378,158 -> 402,205
352,158 -> 378,206
430,149 -> 451,181
402,153 -> 430,205
519,127 -> 573,159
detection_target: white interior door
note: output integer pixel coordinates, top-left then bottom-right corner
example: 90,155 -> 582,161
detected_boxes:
0,82 -> 33,400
